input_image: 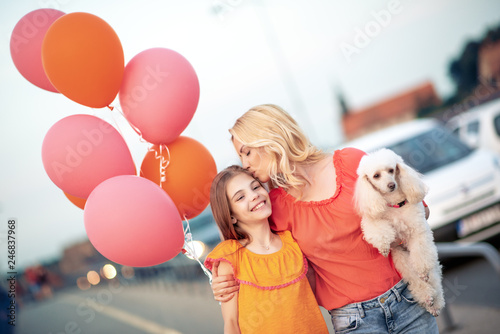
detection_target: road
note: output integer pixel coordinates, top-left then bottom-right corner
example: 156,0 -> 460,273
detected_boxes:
12,256 -> 500,334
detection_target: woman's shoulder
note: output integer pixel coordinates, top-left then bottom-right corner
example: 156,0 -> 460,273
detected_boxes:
334,147 -> 366,173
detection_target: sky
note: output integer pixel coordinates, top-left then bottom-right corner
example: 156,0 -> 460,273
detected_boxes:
1,0 -> 499,270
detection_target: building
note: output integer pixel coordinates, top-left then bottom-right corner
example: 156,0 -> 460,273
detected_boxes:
341,81 -> 441,140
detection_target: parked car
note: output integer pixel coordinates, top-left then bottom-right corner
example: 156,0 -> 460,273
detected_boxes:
337,118 -> 500,243
446,98 -> 500,154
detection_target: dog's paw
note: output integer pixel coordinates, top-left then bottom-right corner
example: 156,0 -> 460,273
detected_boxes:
379,247 -> 390,257
419,272 -> 430,282
428,307 -> 440,317
426,300 -> 442,317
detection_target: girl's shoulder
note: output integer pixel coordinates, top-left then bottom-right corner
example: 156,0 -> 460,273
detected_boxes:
231,231 -> 307,289
204,239 -> 243,271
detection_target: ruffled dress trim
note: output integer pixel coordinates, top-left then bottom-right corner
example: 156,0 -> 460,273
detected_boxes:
205,256 -> 308,290
204,231 -> 307,290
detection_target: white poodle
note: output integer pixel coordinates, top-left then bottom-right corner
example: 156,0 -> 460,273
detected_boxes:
354,148 -> 444,317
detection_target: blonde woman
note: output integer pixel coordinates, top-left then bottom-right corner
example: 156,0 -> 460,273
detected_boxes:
205,165 -> 328,333
211,104 -> 438,334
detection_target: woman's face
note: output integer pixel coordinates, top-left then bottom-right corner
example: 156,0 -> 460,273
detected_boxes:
232,138 -> 271,183
226,172 -> 272,224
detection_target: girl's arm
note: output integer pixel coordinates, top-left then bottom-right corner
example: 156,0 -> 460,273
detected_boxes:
217,261 -> 240,334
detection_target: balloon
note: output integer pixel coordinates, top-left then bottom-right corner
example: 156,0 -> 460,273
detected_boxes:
64,192 -> 86,210
119,48 -> 200,144
10,9 -> 65,92
42,114 -> 136,199
42,12 -> 124,108
84,175 -> 184,267
140,136 -> 217,219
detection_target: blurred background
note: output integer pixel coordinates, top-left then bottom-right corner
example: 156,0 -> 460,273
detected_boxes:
1,0 -> 500,333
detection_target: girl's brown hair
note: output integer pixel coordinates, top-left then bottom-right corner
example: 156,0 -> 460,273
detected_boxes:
210,165 -> 254,241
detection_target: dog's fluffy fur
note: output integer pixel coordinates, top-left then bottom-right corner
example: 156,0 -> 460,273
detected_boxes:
354,148 -> 444,316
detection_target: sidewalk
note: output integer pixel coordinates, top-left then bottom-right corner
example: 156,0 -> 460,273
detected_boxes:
436,258 -> 500,333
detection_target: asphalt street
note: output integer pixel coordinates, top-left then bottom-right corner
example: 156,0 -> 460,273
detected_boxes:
11,256 -> 500,334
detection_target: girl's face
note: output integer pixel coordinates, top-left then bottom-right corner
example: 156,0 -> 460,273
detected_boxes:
232,138 -> 272,183
226,173 -> 272,225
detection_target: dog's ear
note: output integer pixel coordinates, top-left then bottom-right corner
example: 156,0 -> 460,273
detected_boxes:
396,161 -> 428,204
354,174 -> 387,218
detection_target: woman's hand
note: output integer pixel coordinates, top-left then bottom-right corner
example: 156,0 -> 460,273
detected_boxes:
211,261 -> 239,302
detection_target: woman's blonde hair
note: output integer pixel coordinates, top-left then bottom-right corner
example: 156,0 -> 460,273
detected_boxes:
210,165 -> 254,242
229,104 -> 326,191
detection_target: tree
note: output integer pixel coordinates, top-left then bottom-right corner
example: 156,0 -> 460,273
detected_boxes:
448,41 -> 480,99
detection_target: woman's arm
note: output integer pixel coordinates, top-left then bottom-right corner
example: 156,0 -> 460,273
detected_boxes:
217,261 -> 240,334
211,261 -> 239,302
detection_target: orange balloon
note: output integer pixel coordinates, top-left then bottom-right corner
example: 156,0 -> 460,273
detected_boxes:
42,12 -> 124,108
140,136 -> 217,219
64,192 -> 87,210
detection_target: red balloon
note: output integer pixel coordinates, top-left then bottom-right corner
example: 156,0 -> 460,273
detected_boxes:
84,175 -> 185,267
10,9 -> 65,92
119,48 -> 200,144
41,115 -> 136,199
140,137 -> 217,219
42,12 -> 124,108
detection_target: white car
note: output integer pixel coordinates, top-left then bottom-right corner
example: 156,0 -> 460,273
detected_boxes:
337,118 -> 500,243
446,98 -> 500,154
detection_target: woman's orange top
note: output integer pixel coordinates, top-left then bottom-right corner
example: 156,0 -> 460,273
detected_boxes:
269,148 -> 402,310
204,231 -> 328,334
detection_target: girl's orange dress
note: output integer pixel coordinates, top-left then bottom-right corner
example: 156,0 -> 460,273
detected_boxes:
204,230 -> 328,333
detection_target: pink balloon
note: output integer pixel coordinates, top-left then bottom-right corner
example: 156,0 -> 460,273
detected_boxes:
10,9 -> 65,92
84,175 -> 184,267
119,48 -> 200,145
41,115 -> 136,199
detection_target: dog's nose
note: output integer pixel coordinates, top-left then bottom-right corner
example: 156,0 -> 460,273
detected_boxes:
388,182 -> 396,191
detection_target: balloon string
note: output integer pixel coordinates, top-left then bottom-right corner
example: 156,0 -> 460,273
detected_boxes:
106,104 -> 125,138
113,104 -> 145,141
183,215 -> 212,284
157,145 -> 170,186
113,104 -> 168,184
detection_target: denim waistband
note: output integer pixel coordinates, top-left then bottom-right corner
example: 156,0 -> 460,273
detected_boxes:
330,280 -> 406,317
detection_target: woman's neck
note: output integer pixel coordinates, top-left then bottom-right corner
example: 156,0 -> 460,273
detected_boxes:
287,154 -> 336,201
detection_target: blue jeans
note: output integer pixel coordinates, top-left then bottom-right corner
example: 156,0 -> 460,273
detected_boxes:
328,280 -> 439,334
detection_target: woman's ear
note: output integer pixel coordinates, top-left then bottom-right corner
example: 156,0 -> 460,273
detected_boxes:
231,216 -> 237,225
396,162 -> 428,204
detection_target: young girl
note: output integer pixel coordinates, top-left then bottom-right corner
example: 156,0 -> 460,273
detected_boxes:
204,165 -> 328,334
212,104 -> 439,333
